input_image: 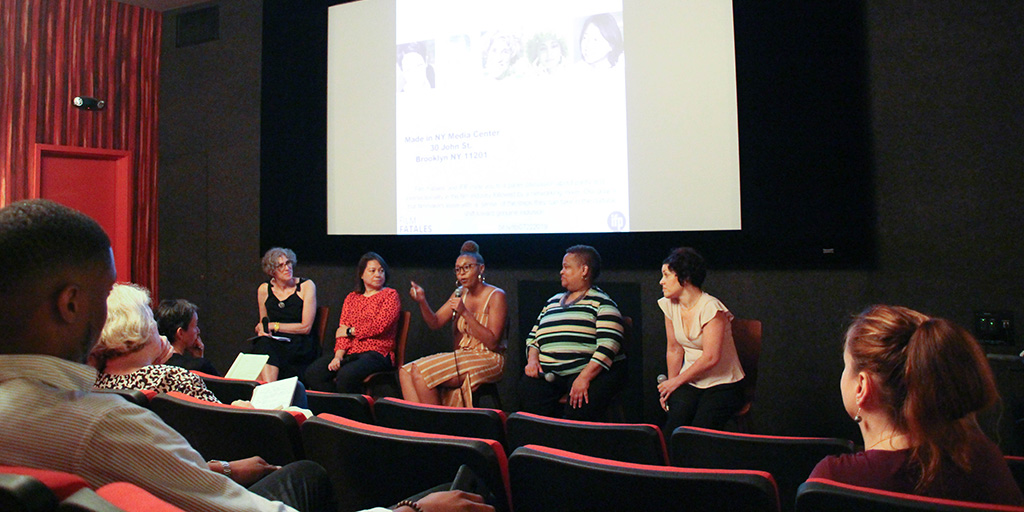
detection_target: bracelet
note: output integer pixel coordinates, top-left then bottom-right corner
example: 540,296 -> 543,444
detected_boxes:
214,460 -> 231,477
273,322 -> 280,333
347,326 -> 354,337
394,500 -> 424,512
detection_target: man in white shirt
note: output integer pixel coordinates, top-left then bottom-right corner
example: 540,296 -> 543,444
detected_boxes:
0,199 -> 491,512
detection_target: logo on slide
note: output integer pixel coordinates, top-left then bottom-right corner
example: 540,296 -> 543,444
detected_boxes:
607,212 -> 626,231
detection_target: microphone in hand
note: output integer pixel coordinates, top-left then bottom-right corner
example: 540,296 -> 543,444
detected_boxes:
544,372 -> 556,383
657,374 -> 668,384
262,317 -> 270,334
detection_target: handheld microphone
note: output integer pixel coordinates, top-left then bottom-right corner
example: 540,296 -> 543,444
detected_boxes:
262,316 -> 270,334
454,286 -> 464,298
544,372 -> 556,382
657,374 -> 668,384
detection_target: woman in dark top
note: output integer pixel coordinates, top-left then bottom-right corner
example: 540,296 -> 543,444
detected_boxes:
809,305 -> 1023,505
251,247 -> 318,382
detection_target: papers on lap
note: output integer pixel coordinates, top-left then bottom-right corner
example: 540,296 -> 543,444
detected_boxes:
224,353 -> 269,380
251,376 -> 298,409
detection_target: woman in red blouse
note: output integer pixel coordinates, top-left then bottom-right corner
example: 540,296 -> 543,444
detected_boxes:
304,252 -> 400,393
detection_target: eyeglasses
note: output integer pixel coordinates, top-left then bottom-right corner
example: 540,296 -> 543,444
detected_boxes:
275,260 -> 295,270
453,263 -> 478,275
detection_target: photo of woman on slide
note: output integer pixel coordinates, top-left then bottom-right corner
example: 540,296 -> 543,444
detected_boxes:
527,32 -> 568,75
481,31 -> 524,80
397,41 -> 435,92
579,12 -> 624,69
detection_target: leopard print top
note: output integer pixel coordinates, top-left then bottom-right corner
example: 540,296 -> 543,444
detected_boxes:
95,364 -> 220,403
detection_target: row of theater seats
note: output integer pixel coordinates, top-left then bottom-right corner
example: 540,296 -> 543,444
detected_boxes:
0,465 -> 184,511
91,384 -> 1024,512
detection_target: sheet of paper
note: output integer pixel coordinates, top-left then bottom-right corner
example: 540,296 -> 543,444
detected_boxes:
224,353 -> 269,380
251,376 -> 298,410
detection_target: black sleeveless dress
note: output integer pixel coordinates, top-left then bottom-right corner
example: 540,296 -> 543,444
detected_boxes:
250,278 -> 318,380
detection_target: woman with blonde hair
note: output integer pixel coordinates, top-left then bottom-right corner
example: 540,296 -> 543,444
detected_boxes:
809,304 -> 1022,505
90,283 -> 219,402
401,241 -> 507,407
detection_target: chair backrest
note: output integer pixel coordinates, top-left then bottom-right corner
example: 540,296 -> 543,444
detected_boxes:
731,317 -> 762,426
305,391 -> 375,424
796,478 -> 1024,512
191,371 -> 259,403
314,305 -> 330,356
510,444 -> 779,512
148,391 -> 304,465
301,413 -> 511,512
394,310 -> 411,367
1006,456 -> 1024,496
374,397 -> 507,448
671,426 -> 854,512
91,388 -> 153,407
506,411 -> 668,465
0,465 -> 92,511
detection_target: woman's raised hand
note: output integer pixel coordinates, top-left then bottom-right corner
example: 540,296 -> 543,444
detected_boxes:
409,281 -> 426,302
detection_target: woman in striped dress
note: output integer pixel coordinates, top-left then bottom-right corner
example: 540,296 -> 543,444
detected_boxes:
400,241 -> 507,407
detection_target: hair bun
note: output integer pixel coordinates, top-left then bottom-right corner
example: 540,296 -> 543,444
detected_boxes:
461,240 -> 480,253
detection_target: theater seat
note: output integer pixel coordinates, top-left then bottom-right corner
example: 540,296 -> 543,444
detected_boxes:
305,391 -> 375,424
796,478 -> 1024,512
374,397 -> 507,448
509,444 -> 780,512
191,371 -> 260,404
671,426 -> 855,512
148,391 -> 305,465
0,466 -> 184,512
506,411 -> 668,465
91,388 -> 155,407
301,413 -> 511,512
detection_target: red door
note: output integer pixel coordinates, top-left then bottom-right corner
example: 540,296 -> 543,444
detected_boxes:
31,144 -> 133,282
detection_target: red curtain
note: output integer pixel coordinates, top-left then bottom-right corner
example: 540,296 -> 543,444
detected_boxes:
0,0 -> 161,295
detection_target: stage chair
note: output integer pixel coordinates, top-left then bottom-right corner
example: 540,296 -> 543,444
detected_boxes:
505,411 -> 668,465
91,388 -> 155,407
796,477 -> 1024,512
191,371 -> 259,404
509,444 -> 780,512
305,391 -> 375,424
731,317 -> 762,432
363,311 -> 411,398
374,397 -> 507,448
148,391 -> 305,466
300,413 -> 511,512
671,426 -> 854,512
313,305 -> 329,354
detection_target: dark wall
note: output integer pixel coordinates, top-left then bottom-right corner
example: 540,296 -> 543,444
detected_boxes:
158,1 -> 1024,452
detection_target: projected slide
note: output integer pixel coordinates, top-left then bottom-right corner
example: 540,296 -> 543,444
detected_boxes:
395,1 -> 627,234
327,0 -> 741,236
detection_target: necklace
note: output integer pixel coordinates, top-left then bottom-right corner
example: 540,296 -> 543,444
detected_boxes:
561,288 -> 589,307
867,433 -> 906,451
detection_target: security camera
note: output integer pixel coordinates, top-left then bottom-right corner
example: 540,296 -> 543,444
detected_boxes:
73,96 -> 105,110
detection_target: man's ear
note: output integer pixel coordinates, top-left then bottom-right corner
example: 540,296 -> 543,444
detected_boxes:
56,284 -> 80,324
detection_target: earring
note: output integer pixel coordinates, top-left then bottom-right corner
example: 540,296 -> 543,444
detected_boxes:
478,274 -> 484,282
853,408 -> 862,423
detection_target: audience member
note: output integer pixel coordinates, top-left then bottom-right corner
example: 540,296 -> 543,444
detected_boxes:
0,199 -> 336,511
0,199 -> 492,512
809,304 -> 1023,505
305,252 -> 400,393
90,283 -> 220,402
656,247 -> 745,433
402,241 -> 507,407
519,245 -> 626,420
156,298 -> 219,375
252,247 -> 318,382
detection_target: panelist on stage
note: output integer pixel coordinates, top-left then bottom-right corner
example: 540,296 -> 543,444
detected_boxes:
401,241 -> 507,407
519,244 -> 626,421
251,247 -> 318,382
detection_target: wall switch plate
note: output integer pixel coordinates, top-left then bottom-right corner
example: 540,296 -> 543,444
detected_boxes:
974,310 -> 1014,345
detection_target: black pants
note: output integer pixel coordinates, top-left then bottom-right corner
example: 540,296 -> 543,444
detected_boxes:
304,351 -> 392,393
519,362 -> 627,421
249,460 -> 337,512
664,381 -> 745,434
